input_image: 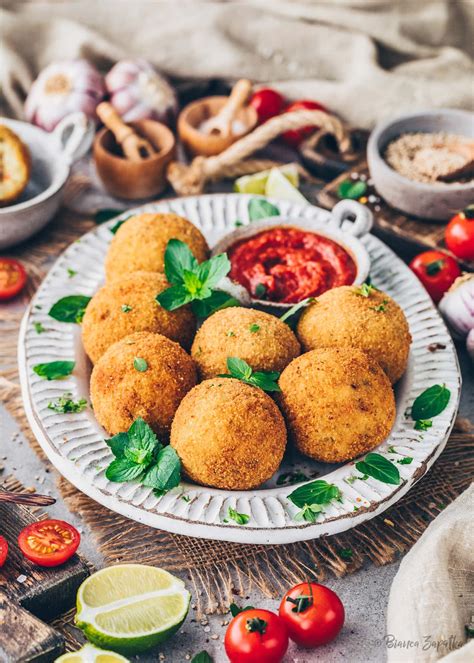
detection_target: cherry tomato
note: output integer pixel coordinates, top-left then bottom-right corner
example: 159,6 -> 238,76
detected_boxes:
409,250 -> 461,303
0,535 -> 8,567
279,582 -> 344,648
18,519 -> 80,567
282,100 -> 328,147
249,88 -> 285,124
224,608 -> 288,663
445,206 -> 474,261
0,258 -> 27,301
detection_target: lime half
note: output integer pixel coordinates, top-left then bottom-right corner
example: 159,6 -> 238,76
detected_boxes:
75,565 -> 190,655
265,167 -> 307,202
55,643 -> 129,663
234,163 -> 299,194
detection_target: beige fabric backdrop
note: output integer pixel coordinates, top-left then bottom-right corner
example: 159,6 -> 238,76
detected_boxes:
1,0 -> 473,128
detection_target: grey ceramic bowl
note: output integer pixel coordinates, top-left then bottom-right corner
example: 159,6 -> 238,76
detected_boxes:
367,109 -> 474,221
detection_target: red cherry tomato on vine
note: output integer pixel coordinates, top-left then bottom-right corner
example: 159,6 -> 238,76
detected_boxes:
0,258 -> 27,301
409,250 -> 461,303
18,519 -> 80,567
224,608 -> 288,663
279,582 -> 345,648
0,536 -> 8,567
445,206 -> 474,261
249,88 -> 286,124
282,100 -> 328,147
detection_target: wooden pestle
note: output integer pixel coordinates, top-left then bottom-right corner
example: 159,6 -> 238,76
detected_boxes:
200,79 -> 252,138
96,102 -> 156,161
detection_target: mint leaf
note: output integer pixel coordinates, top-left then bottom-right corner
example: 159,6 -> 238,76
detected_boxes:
411,385 -> 450,421
105,458 -> 145,483
49,295 -> 91,323
248,198 -> 280,221
294,503 -> 323,522
164,239 -> 199,285
226,357 -> 253,381
106,432 -> 129,459
356,283 -> 376,297
191,291 -> 238,319
142,446 -> 181,492
288,480 -> 342,509
337,180 -> 367,200
94,208 -> 123,224
280,297 -> 315,325
249,371 -> 281,392
220,357 -> 280,392
127,418 -> 159,454
414,419 -> 433,431
227,507 -> 250,525
156,284 -> 193,311
196,253 -> 231,288
355,453 -> 400,485
33,360 -> 75,380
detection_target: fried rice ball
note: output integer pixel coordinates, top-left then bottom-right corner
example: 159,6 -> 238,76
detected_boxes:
82,271 -> 196,363
170,378 -> 287,490
191,307 -> 300,379
90,331 -> 197,438
296,285 -> 411,383
278,347 -> 395,463
105,213 -> 209,282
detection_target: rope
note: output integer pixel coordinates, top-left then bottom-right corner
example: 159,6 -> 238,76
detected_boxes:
167,109 -> 350,195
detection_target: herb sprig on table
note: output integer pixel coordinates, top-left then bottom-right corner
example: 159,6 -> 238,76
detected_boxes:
288,479 -> 343,523
105,418 -> 181,495
219,357 -> 281,392
156,240 -> 238,318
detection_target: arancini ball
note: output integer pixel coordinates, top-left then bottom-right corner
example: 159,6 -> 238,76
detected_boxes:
90,331 -> 197,438
296,285 -> 411,383
191,307 -> 300,379
278,347 -> 395,463
82,271 -> 196,363
170,378 -> 287,490
105,213 -> 209,282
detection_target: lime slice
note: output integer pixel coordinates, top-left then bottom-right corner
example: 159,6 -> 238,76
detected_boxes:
234,163 -> 299,194
55,643 -> 129,663
265,167 -> 307,202
75,565 -> 190,655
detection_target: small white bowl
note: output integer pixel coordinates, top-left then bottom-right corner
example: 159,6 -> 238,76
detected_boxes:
0,113 -> 94,249
212,199 -> 373,309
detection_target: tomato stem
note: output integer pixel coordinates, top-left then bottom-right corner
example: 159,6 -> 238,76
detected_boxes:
425,259 -> 444,276
246,617 -> 267,635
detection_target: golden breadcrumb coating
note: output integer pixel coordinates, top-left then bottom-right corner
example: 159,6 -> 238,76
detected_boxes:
90,331 -> 197,438
297,285 -> 411,383
170,378 -> 287,490
278,347 -> 395,463
105,213 -> 209,281
191,306 -> 300,379
82,271 -> 196,363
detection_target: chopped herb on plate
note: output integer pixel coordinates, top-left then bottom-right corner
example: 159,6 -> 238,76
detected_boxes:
411,384 -> 450,422
48,393 -> 87,413
355,452 -> 400,485
288,479 -> 342,522
67,268 -> 76,278
33,360 -> 75,381
49,295 -> 91,323
414,419 -> 433,431
33,321 -> 45,334
225,506 -> 250,525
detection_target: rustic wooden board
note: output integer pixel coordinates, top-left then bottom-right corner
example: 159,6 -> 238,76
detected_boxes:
317,159 -> 474,271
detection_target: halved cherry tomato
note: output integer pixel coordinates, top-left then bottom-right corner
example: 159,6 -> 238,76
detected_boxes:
0,258 -> 27,301
224,608 -> 288,663
18,519 -> 80,567
249,88 -> 285,124
445,206 -> 474,261
409,250 -> 461,303
282,99 -> 328,147
0,535 -> 8,567
279,582 -> 345,648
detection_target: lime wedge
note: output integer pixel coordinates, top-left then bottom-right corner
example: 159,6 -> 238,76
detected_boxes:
55,643 -> 129,663
265,167 -> 307,202
75,565 -> 190,655
234,163 -> 299,194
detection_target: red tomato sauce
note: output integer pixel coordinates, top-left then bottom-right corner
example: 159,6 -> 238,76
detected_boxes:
228,227 -> 357,304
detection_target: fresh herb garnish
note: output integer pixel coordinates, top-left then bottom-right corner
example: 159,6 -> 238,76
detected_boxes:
94,208 -> 124,225
254,283 -> 267,299
133,357 -> 148,372
294,504 -> 323,523
226,506 -> 250,525
191,652 -> 213,663
235,220 -> 244,227
47,393 -> 87,413
227,330 -> 236,337
280,297 -> 315,325
411,384 -> 450,422
370,299 -> 388,312
337,179 -> 367,200
156,239 -> 238,318
67,268 -> 76,278
219,357 -> 281,392
397,457 -> 413,465
248,198 -> 280,221
33,322 -> 45,334
356,283 -> 376,297
49,295 -> 91,323
121,304 -> 132,313
338,548 -> 353,560
249,323 -> 260,333
414,419 -> 433,431
181,494 -> 191,503
387,446 -> 397,453
105,418 -> 181,494
33,360 -> 75,381
355,452 -> 400,485
230,603 -> 254,617
288,479 -> 342,522
276,471 -> 308,486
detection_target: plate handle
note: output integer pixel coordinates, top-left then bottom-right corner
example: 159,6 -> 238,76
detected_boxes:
329,199 -> 373,237
52,112 -> 94,164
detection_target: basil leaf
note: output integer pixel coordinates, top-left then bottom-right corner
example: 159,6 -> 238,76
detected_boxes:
33,360 -> 75,381
288,479 -> 342,509
142,446 -> 181,492
411,385 -> 451,421
49,295 -> 91,323
249,371 -> 281,392
105,458 -> 145,483
355,453 -> 400,485
191,652 -> 213,663
191,291 -> 239,319
227,507 -> 250,525
280,297 -> 315,325
337,180 -> 367,200
164,239 -> 199,285
94,208 -> 123,224
106,432 -> 129,459
248,198 -> 280,221
133,357 -> 148,372
156,284 -> 193,311
226,357 -> 253,380
196,253 -> 231,289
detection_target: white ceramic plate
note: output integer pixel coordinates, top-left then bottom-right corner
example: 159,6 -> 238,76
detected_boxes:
19,194 -> 461,544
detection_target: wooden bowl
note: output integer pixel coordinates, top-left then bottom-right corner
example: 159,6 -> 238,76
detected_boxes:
93,119 -> 176,199
178,96 -> 258,157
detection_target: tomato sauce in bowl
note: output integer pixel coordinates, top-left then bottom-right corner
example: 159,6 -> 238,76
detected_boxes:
228,226 -> 357,304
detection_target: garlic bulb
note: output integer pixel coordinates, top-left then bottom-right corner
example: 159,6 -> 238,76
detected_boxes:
438,274 -> 474,361
105,59 -> 177,126
25,60 -> 105,131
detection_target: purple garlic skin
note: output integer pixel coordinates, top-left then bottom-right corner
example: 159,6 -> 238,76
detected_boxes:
105,59 -> 178,126
25,60 -> 105,132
